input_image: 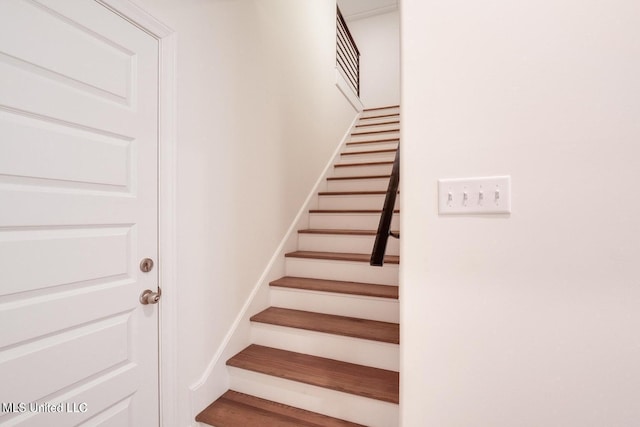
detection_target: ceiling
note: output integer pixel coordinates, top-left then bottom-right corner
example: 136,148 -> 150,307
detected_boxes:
337,0 -> 398,21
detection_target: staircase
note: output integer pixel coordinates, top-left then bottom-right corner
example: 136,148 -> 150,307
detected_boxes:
196,105 -> 400,427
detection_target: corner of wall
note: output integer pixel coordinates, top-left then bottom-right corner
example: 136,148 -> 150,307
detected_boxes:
336,68 -> 365,112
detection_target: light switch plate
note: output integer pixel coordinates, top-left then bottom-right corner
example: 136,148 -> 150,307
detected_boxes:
438,176 -> 511,214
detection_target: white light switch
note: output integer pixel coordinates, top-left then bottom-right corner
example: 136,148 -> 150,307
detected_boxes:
438,176 -> 511,214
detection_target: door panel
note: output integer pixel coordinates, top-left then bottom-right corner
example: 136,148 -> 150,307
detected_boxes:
0,112 -> 132,190
0,0 -> 132,102
0,226 -> 130,295
0,0 -> 159,425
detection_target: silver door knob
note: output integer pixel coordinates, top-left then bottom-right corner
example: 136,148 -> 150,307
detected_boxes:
140,258 -> 154,272
140,288 -> 162,305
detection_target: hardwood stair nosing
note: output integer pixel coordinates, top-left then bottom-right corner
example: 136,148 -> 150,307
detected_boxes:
351,129 -> 399,136
341,148 -> 397,156
318,190 -> 397,196
226,345 -> 400,404
270,276 -> 399,299
250,307 -> 400,344
285,250 -> 400,265
346,138 -> 399,145
298,228 -> 399,236
358,113 -> 400,120
363,105 -> 400,111
335,161 -> 393,168
327,174 -> 391,181
355,120 -> 400,128
309,209 -> 400,214
196,390 -> 365,427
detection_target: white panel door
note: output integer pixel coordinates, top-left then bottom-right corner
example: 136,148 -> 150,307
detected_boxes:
0,1 -> 159,426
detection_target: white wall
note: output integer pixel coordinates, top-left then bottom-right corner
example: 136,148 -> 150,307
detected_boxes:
132,0 -> 356,425
346,10 -> 400,108
401,0 -> 640,425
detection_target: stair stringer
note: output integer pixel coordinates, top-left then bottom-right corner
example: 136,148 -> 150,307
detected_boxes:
188,114 -> 361,425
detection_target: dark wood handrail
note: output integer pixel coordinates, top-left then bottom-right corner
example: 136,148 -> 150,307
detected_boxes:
370,145 -> 400,266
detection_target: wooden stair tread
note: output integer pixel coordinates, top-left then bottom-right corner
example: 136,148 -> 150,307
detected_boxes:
196,390 -> 364,427
309,209 -> 399,213
351,129 -> 399,136
327,174 -> 391,181
227,345 -> 399,404
251,307 -> 399,344
298,228 -> 399,236
285,250 -> 399,265
355,120 -> 400,127
363,105 -> 399,111
358,113 -> 399,120
335,161 -> 394,167
318,190 -> 392,196
341,148 -> 397,156
270,276 -> 398,299
346,137 -> 399,146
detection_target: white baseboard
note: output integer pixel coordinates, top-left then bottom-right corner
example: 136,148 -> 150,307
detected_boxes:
188,113 -> 361,419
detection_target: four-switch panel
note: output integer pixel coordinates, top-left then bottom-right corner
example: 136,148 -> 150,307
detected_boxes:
438,176 -> 511,214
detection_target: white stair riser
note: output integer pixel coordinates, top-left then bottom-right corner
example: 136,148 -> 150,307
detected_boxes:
356,117 -> 399,126
352,124 -> 400,134
318,194 -> 399,210
339,151 -> 396,163
333,164 -> 393,177
358,112 -> 399,120
326,178 -> 391,192
309,213 -> 400,229
355,124 -> 399,132
360,111 -> 399,116
228,368 -> 399,427
361,107 -> 400,117
343,141 -> 399,152
349,132 -> 399,143
270,287 -> 399,322
298,233 -> 399,256
285,258 -> 398,285
250,324 -> 399,371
